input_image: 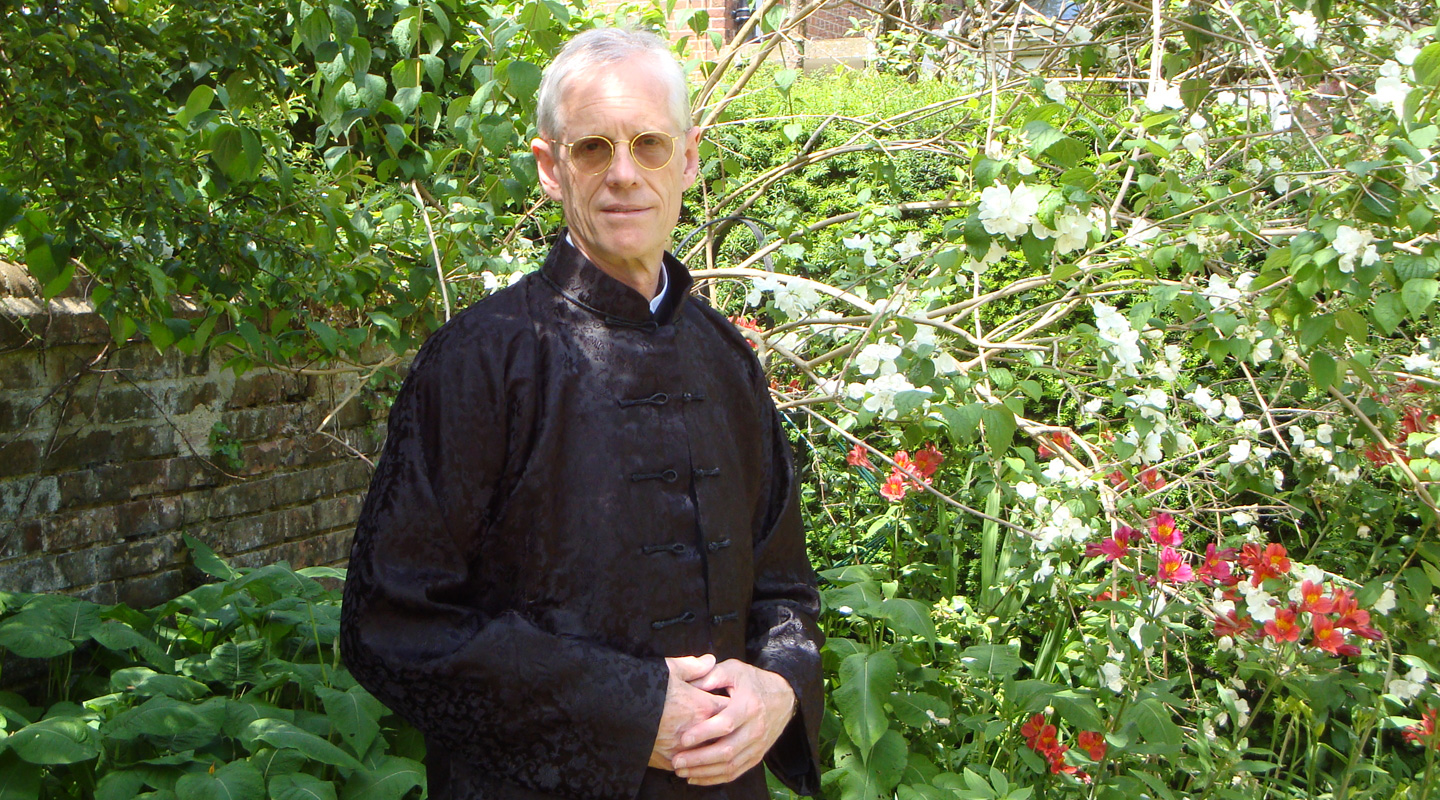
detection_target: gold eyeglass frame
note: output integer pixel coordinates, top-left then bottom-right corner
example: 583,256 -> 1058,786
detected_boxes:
549,131 -> 682,176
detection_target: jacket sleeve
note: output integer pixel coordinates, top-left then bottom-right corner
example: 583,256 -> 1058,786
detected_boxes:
748,395 -> 824,795
339,321 -> 668,800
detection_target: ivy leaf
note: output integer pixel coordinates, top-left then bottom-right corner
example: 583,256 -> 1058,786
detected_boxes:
1403,277 -> 1439,318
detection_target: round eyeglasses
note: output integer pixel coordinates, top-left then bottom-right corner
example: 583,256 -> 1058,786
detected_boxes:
551,131 -> 681,175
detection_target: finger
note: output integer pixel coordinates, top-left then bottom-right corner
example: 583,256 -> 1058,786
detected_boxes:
676,707 -> 746,751
668,654 -> 716,682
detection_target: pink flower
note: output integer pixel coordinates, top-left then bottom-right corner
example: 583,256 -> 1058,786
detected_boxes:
1085,526 -> 1134,562
1076,730 -> 1107,761
1156,546 -> 1195,583
1264,607 -> 1301,642
846,443 -> 873,469
1297,580 -> 1335,614
879,472 -> 908,501
1310,614 -> 1357,656
912,443 -> 945,478
1149,512 -> 1181,546
1197,543 -> 1238,586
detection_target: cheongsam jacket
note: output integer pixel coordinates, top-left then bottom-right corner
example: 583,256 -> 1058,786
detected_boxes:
339,233 -> 823,800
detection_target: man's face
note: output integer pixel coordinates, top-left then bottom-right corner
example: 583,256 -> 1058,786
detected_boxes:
531,58 -> 700,279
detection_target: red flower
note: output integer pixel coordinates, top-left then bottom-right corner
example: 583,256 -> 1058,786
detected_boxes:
912,443 -> 944,478
1157,546 -> 1196,583
879,472 -> 908,502
1309,614 -> 1350,655
1137,467 -> 1167,491
1248,543 -> 1291,587
1197,543 -> 1239,586
1085,526 -> 1134,562
1405,709 -> 1440,749
1093,587 -> 1131,602
1021,713 -> 1048,744
1149,512 -> 1181,546
1297,580 -> 1335,614
1107,470 -> 1130,491
1334,604 -> 1383,641
1213,609 -> 1253,639
729,316 -> 762,348
1038,431 -> 1073,459
846,443 -> 874,469
1076,730 -> 1107,761
1400,405 -> 1439,436
1264,607 -> 1301,642
1363,442 -> 1399,466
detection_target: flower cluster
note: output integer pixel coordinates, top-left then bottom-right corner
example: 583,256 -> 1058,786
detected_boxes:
1021,714 -> 1105,779
847,443 -> 945,502
1405,709 -> 1440,750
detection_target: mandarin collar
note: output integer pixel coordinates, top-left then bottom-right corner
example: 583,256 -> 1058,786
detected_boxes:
539,231 -> 693,329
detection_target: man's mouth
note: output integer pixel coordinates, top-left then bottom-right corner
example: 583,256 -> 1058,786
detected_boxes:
603,205 -> 650,214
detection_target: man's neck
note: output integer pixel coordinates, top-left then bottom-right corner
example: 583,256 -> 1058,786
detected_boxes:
567,234 -> 665,301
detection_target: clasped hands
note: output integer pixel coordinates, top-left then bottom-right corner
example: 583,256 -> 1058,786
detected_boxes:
648,654 -> 795,786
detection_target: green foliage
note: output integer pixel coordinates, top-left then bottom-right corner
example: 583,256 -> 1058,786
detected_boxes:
0,537 -> 422,799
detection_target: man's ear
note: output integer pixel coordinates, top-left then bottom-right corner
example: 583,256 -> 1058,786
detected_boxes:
680,126 -> 702,191
532,137 -> 565,202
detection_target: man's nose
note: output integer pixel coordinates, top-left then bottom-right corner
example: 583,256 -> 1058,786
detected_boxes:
605,140 -> 641,186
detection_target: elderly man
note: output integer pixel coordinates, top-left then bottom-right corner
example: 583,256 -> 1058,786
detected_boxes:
339,27 -> 822,800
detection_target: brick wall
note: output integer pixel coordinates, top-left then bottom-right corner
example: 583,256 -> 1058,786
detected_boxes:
0,266 -> 390,608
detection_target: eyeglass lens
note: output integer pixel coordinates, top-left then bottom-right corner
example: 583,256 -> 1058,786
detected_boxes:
569,132 -> 674,173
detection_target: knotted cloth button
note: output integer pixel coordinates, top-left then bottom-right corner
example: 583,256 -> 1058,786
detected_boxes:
641,542 -> 688,555
618,392 -> 669,408
693,467 -> 721,478
681,392 -> 707,402
630,469 -> 679,483
706,538 -> 732,552
651,611 -> 697,630
711,612 -> 739,625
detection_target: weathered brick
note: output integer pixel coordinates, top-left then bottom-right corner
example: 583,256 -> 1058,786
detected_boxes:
167,456 -> 224,491
0,520 -> 43,560
107,346 -> 188,381
332,397 -> 375,429
43,345 -> 108,385
219,506 -> 314,554
224,405 -> 302,443
235,439 -> 294,476
0,351 -> 44,391
0,438 -> 42,478
42,505 -> 118,551
0,393 -> 54,433
227,372 -> 314,409
114,496 -> 184,537
93,385 -> 165,424
272,469 -> 329,508
0,554 -> 65,592
210,478 -> 276,519
77,581 -> 118,605
173,381 -> 219,414
58,459 -> 169,508
90,534 -> 181,582
329,459 -> 374,494
43,426 -> 177,472
313,493 -> 363,532
117,569 -> 185,609
0,475 -> 59,518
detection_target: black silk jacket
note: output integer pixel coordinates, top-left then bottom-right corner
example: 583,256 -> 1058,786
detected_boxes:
339,235 -> 823,800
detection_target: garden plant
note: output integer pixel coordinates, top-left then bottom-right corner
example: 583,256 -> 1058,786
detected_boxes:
1,0 -> 1439,797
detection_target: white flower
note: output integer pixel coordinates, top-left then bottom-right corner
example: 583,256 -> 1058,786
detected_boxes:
978,183 -> 1041,239
1182,130 -> 1207,157
1237,419 -> 1263,437
1016,154 -> 1039,175
774,282 -> 822,319
1332,225 -> 1379,273
1229,440 -> 1252,464
1034,560 -> 1056,581
1051,210 -> 1093,254
1123,217 -> 1161,248
1187,386 -> 1224,418
842,234 -> 879,267
746,273 -> 783,306
856,342 -> 902,376
1066,24 -> 1092,43
1288,10 -> 1320,47
1398,45 -> 1421,66
1142,429 -> 1164,463
1031,503 -> 1094,551
1100,662 -> 1124,693
894,231 -> 924,261
932,350 -> 962,374
1390,676 -> 1426,701
1369,60 -> 1412,119
1374,586 -> 1397,615
480,271 -> 504,292
1274,175 -> 1292,193
1401,353 -> 1438,373
1145,80 -> 1184,112
852,373 -> 930,419
1015,481 -> 1039,500
1082,398 -> 1103,415
1316,423 -> 1334,444
1105,43 -> 1120,61
1329,464 -> 1361,484
1222,394 -> 1243,421
1202,273 -> 1242,307
1044,79 -> 1068,104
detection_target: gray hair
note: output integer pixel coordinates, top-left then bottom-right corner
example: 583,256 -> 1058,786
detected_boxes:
535,27 -> 691,138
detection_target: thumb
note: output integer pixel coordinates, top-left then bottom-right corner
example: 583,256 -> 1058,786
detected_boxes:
667,653 -> 717,681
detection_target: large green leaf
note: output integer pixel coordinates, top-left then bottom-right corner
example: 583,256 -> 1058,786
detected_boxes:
242,719 -> 364,772
110,667 -> 209,700
1121,697 -> 1182,747
833,651 -> 898,756
95,770 -> 149,800
1403,277 -> 1439,318
0,615 -> 71,659
175,760 -> 265,800
104,696 -> 222,752
957,644 -> 1022,679
876,598 -> 937,645
269,773 -> 338,800
7,716 -> 100,765
981,404 -> 1016,456
206,640 -> 266,686
0,751 -> 41,799
316,685 -> 387,758
339,755 -> 425,800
